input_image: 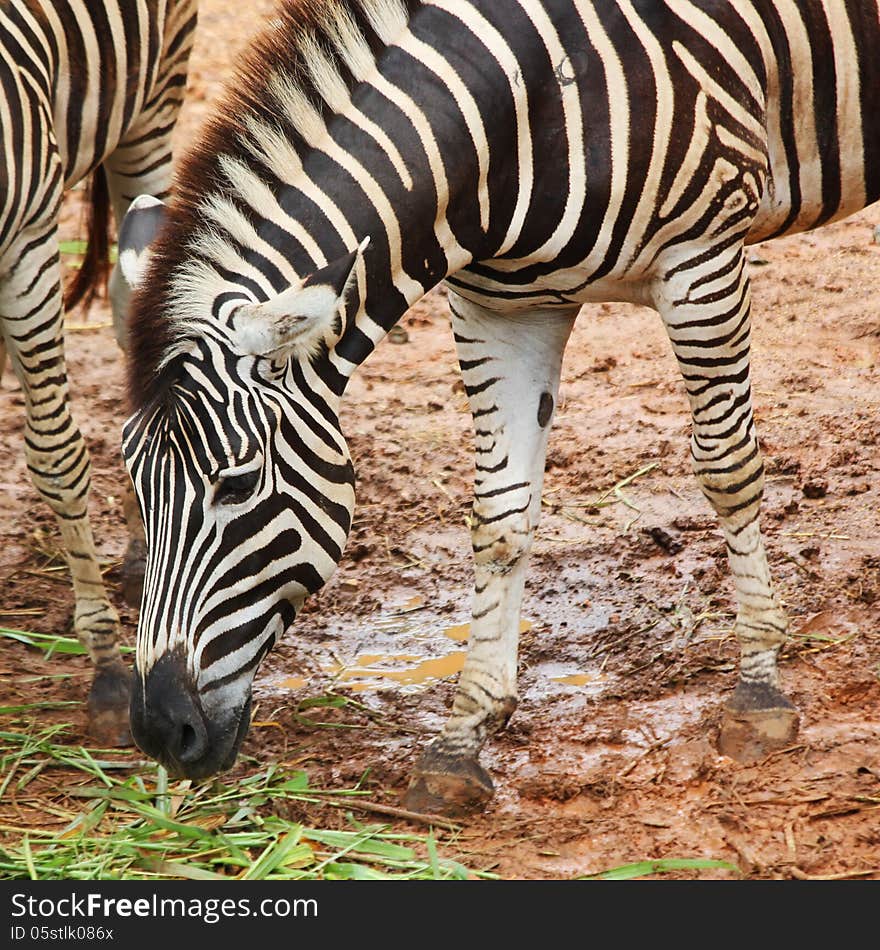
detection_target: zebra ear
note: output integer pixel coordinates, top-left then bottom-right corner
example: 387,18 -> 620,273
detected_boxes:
232,237 -> 369,359
118,195 -> 167,289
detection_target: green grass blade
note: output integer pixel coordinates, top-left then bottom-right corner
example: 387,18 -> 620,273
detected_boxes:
580,858 -> 739,880
0,627 -> 133,656
0,702 -> 78,714
241,828 -> 311,880
137,860 -> 228,880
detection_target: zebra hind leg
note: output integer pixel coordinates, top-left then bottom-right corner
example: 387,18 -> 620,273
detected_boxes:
656,243 -> 799,761
404,295 -> 578,816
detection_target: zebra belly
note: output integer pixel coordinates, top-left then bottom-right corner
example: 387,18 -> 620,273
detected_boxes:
747,153 -> 876,246
446,263 -> 656,313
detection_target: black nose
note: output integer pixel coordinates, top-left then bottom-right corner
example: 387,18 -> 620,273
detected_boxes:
130,653 -> 209,772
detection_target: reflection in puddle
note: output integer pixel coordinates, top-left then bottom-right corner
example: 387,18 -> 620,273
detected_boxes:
278,676 -> 308,690
321,617 -> 536,692
339,653 -> 422,666
331,651 -> 466,691
551,672 -> 607,687
271,607 -> 607,698
310,618 -> 539,693
444,619 -> 533,642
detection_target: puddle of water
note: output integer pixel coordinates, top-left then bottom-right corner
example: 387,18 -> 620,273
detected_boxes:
551,672 -> 607,687
394,594 -> 425,613
330,650 -> 466,691
278,676 -> 308,690
323,617 -> 543,692
444,619 -> 533,642
339,653 -> 423,666
266,601 -> 622,702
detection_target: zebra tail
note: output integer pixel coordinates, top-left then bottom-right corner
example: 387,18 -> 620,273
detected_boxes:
63,165 -> 112,315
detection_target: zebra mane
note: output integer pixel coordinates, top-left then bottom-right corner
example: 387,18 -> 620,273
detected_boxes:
126,0 -> 415,412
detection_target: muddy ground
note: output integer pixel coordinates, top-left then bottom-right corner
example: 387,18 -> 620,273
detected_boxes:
2,0 -> 880,880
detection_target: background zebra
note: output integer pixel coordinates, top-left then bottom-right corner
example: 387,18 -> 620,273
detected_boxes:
0,0 -> 198,745
117,0 -> 879,813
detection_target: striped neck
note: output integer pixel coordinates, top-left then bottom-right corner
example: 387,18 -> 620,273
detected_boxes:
127,0 -> 519,409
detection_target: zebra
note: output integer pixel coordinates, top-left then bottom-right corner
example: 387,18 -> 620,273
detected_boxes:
118,0 -> 880,814
0,0 -> 198,745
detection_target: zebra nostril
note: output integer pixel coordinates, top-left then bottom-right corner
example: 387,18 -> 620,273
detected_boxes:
175,715 -> 208,764
179,722 -> 196,755
132,653 -> 212,768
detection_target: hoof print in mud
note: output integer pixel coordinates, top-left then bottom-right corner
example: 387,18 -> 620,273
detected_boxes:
403,752 -> 495,817
86,662 -> 134,748
717,682 -> 800,763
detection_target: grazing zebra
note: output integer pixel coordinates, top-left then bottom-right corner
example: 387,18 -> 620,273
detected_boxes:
119,0 -> 880,814
0,0 -> 198,745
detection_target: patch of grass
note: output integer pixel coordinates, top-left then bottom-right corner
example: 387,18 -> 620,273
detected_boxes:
0,627 -> 134,659
290,693 -> 363,729
0,723 -> 485,881
578,858 -> 739,880
789,630 -> 855,648
0,702 -> 79,715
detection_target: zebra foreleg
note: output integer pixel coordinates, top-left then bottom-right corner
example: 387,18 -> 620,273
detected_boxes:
3,227 -> 132,746
404,295 -> 577,815
656,246 -> 799,762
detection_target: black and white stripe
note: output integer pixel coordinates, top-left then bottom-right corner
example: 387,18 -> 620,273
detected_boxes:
1,0 -> 198,744
120,0 -> 879,804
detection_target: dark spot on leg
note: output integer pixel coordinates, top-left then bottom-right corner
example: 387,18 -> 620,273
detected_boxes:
537,391 -> 554,428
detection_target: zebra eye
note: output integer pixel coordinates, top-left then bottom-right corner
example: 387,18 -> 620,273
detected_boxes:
215,469 -> 260,507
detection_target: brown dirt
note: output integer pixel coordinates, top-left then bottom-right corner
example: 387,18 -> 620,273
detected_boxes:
2,0 -> 880,880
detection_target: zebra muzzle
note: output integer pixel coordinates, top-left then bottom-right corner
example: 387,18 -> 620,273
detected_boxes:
130,652 -> 250,780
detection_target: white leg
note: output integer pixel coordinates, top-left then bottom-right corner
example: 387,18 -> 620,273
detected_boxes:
405,292 -> 577,814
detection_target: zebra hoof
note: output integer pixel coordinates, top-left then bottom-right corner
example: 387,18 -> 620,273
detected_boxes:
717,681 -> 800,763
120,538 -> 146,609
403,750 -> 494,817
87,661 -> 134,747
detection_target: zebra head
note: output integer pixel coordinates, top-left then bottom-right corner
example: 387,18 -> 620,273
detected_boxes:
119,198 -> 362,779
